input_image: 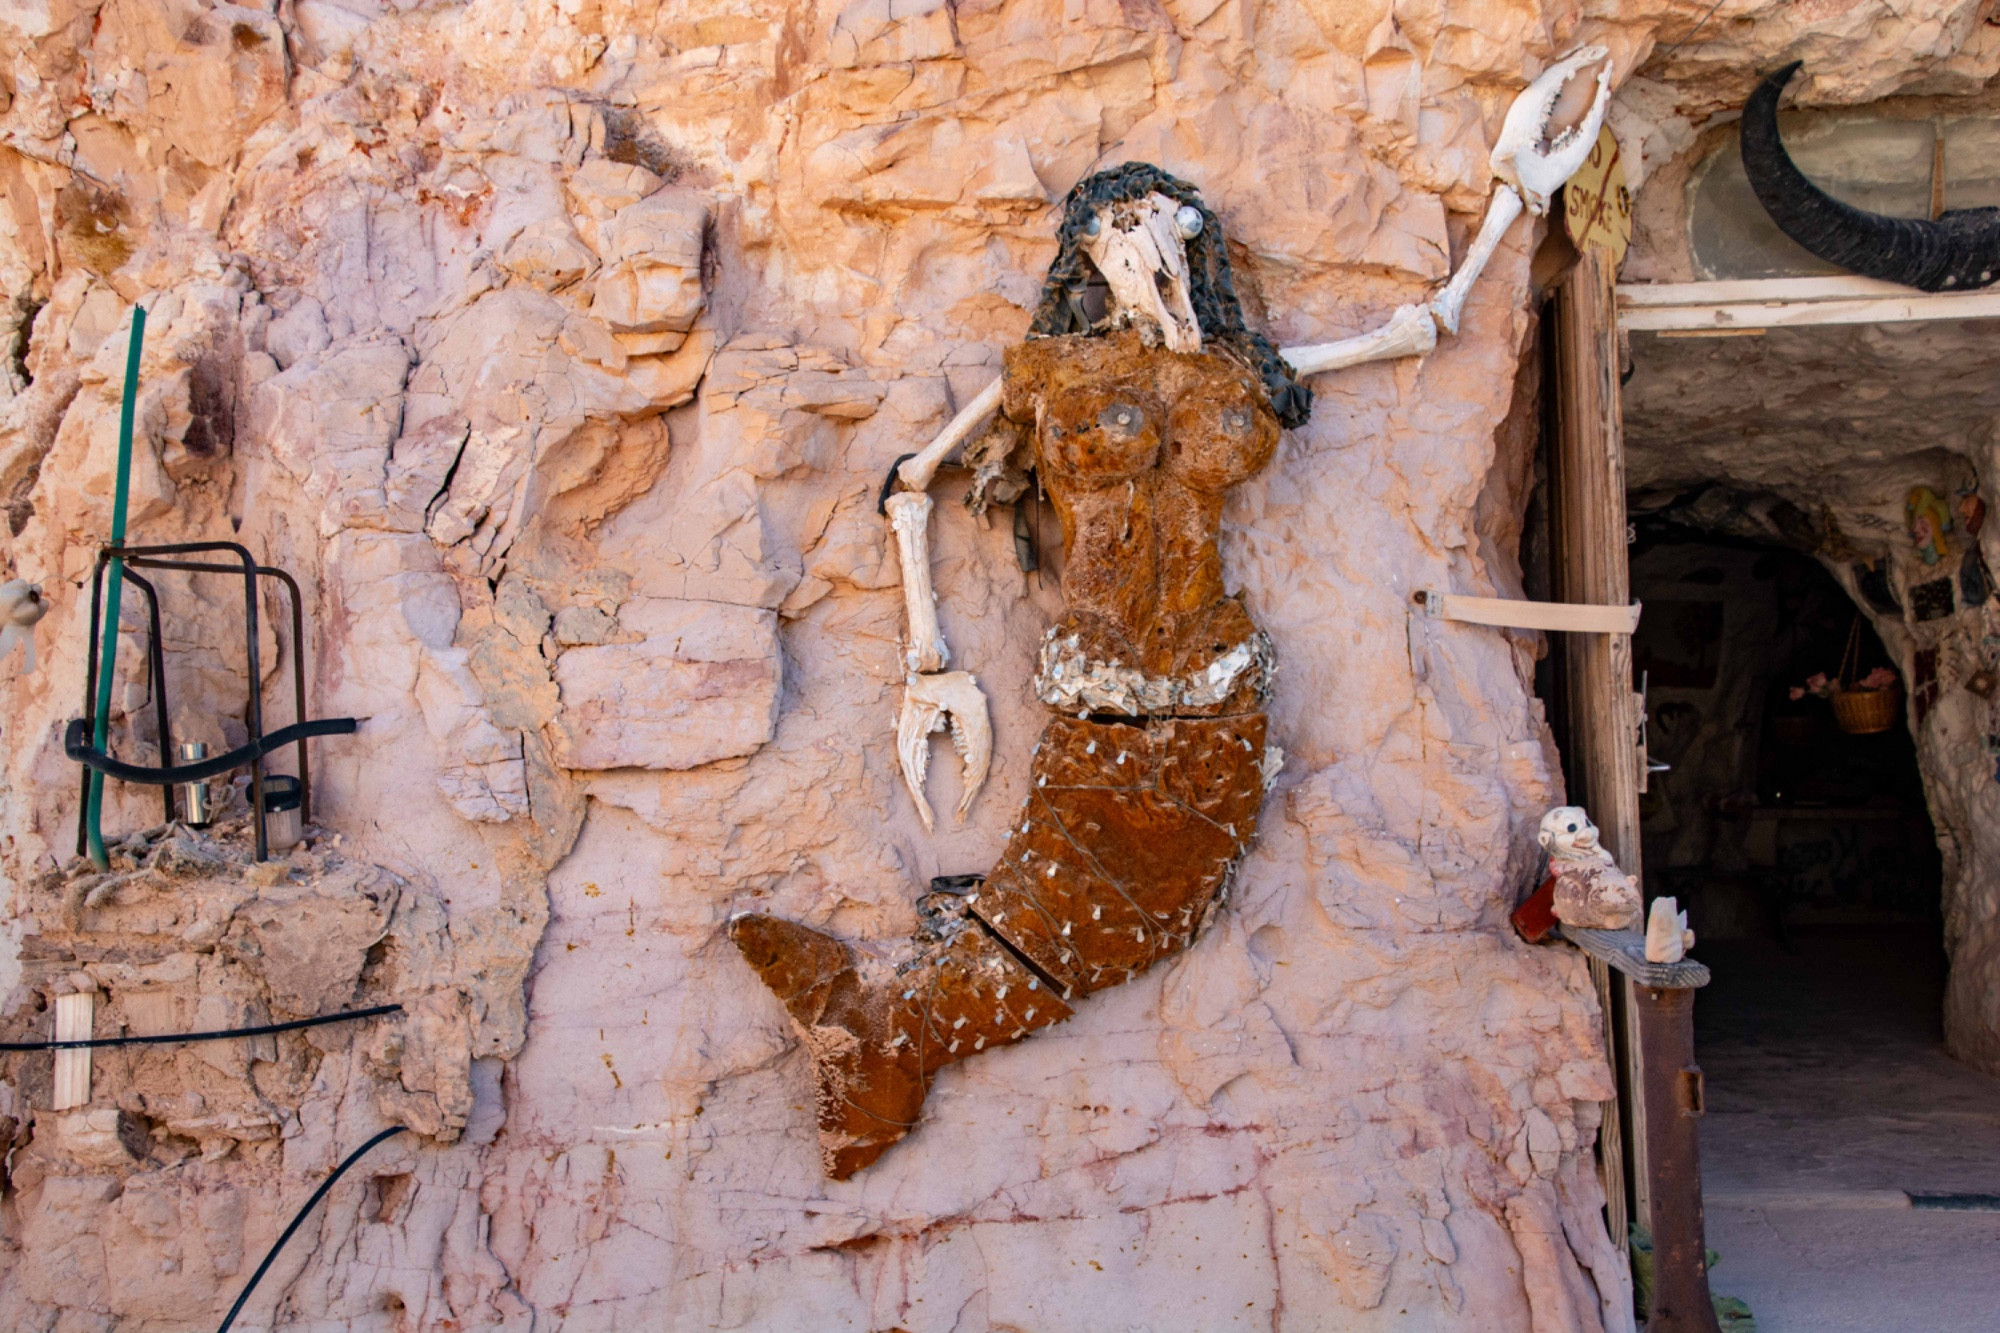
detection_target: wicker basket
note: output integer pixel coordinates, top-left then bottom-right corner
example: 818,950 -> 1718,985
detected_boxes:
1831,684 -> 1902,735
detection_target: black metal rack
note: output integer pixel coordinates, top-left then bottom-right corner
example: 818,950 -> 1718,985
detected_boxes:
66,541 -> 356,862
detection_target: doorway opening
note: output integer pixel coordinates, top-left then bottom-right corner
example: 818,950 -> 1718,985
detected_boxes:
1629,520 -> 1939,945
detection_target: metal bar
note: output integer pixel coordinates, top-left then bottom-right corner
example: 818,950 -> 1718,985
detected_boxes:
122,569 -> 176,824
1633,984 -> 1723,1333
232,546 -> 267,862
76,554 -> 105,858
262,566 -> 311,825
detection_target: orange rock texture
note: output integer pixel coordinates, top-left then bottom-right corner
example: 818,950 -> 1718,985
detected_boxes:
0,0 -> 1990,1328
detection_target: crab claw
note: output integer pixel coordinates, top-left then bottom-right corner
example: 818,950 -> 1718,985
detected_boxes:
897,670 -> 993,832
1491,45 -> 1613,215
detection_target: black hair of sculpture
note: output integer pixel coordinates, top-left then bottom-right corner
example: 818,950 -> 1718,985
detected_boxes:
1028,162 -> 1314,430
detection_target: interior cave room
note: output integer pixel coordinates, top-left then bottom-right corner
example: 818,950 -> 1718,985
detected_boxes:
1569,79 -> 2000,1331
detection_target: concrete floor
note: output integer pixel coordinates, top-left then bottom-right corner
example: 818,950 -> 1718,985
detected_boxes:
1693,927 -> 2000,1332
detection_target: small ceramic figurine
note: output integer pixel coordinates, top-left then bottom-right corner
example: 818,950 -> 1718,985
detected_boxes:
1538,805 -> 1643,931
1645,895 -> 1695,963
1908,487 -> 1954,566
0,579 -> 47,674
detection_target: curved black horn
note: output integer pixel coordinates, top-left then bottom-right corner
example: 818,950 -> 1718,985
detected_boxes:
1740,62 -> 2000,292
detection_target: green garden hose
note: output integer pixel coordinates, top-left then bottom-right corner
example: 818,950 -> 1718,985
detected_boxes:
85,304 -> 145,870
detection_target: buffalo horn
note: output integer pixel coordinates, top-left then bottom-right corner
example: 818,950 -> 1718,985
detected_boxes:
1740,62 -> 2000,292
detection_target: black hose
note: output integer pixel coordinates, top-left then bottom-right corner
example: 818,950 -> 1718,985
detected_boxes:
877,452 -> 918,514
216,1124 -> 409,1333
64,716 -> 357,785
0,1004 -> 401,1051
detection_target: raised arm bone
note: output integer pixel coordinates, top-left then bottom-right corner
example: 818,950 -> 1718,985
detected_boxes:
896,377 -> 1004,493
1434,46 -> 1611,333
1284,45 -> 1615,365
883,383 -> 1002,826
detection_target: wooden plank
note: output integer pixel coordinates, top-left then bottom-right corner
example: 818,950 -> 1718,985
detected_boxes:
1551,247 -> 1648,1264
1565,927 -> 1712,989
1617,276 -> 2000,332
1426,592 -> 1641,634
1619,274 -> 1988,305
53,992 -> 92,1110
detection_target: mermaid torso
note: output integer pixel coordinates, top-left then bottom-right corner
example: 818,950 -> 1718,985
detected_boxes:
733,327 -> 1289,1179
1003,329 -> 1278,716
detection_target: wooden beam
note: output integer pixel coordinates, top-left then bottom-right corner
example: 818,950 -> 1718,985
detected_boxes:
1618,274 -> 2000,332
1422,592 -> 1641,634
53,992 -> 92,1110
1553,247 -> 1648,1275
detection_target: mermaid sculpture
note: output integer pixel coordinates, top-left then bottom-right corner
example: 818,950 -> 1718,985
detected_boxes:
732,49 -> 1614,1179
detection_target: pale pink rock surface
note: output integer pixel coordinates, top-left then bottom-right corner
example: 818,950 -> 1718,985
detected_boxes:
0,1 -> 1984,1328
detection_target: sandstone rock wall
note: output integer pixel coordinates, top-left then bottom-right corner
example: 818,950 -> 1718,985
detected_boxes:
0,1 -> 1987,1329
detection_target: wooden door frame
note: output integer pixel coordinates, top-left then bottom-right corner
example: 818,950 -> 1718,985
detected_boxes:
1546,246 -> 1649,1251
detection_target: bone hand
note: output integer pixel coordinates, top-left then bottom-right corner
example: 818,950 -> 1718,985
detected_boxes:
897,670 -> 993,830
895,378 -> 1003,493
885,491 -> 948,673
1282,303 -> 1437,377
1429,184 -> 1527,335
1492,46 -> 1613,215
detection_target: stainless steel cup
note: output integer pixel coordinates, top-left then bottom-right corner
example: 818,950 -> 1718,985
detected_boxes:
179,741 -> 213,827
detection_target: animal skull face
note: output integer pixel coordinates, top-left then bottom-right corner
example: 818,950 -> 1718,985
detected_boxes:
1081,191 -> 1204,352
1539,805 -> 1610,863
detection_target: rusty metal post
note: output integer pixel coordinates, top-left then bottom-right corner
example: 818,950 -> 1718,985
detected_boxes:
1634,983 -> 1722,1333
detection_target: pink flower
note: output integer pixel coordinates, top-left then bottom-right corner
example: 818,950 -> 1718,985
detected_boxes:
1806,673 -> 1829,692
1788,687 -> 1806,701
1857,667 -> 1899,691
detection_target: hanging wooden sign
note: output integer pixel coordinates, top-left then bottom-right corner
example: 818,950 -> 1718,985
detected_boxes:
1564,125 -> 1631,263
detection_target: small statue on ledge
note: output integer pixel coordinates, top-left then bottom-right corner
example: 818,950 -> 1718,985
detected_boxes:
1512,805 -> 1644,942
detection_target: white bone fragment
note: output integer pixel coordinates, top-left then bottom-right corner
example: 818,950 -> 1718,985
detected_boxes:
885,490 -> 948,674
1283,302 -> 1439,377
896,669 -> 993,831
1430,187 -> 1526,336
1645,896 -> 1691,964
53,992 -> 92,1111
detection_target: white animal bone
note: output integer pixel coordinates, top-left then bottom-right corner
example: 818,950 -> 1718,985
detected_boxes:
1080,191 -> 1203,353
1491,46 -> 1613,215
1283,302 -> 1438,377
1431,47 -> 1612,334
897,378 -> 1003,493
1644,895 -> 1693,964
0,579 -> 48,675
897,669 -> 993,831
885,491 -> 948,673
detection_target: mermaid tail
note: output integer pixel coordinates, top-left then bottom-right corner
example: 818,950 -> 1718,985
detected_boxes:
729,911 -> 1068,1178
732,712 -> 1267,1177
